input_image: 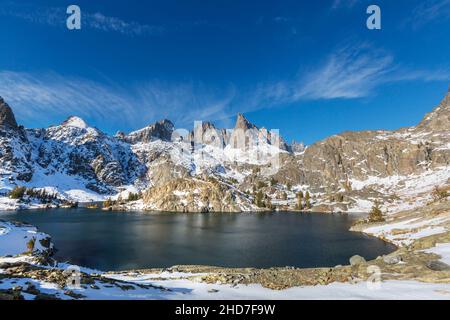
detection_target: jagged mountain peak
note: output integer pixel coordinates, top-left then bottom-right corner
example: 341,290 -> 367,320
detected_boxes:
291,140 -> 306,153
0,96 -> 18,129
126,119 -> 174,144
140,119 -> 174,132
416,86 -> 450,132
61,116 -> 89,129
235,113 -> 257,131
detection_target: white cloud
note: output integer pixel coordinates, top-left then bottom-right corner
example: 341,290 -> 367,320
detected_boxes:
0,71 -> 235,131
0,71 -> 137,128
331,0 -> 359,9
1,43 -> 448,131
84,12 -> 164,36
249,42 -> 450,104
409,0 -> 450,28
0,4 -> 163,36
294,43 -> 394,99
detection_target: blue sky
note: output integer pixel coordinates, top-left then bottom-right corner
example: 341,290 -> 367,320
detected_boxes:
0,0 -> 449,144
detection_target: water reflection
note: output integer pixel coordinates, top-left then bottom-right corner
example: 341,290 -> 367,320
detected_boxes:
2,209 -> 395,271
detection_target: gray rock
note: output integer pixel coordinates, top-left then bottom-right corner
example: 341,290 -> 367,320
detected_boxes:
383,255 -> 403,265
235,113 -> 257,131
426,260 -> 450,271
125,119 -> 174,144
0,97 -> 18,129
349,255 -> 366,266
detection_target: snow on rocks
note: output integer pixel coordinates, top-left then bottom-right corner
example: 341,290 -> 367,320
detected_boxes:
423,243 -> 450,265
0,220 -> 53,256
362,216 -> 449,247
61,116 -> 89,129
348,166 -> 450,214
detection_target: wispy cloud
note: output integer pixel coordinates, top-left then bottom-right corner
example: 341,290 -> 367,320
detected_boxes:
408,0 -> 450,28
244,42 -> 450,105
0,71 -> 235,131
1,42 -> 448,131
84,12 -> 164,36
0,4 -> 163,36
0,71 -> 138,129
294,43 -> 394,99
132,81 -> 236,125
331,0 -> 359,9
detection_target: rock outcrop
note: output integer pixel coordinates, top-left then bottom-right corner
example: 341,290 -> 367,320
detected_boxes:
143,177 -> 257,212
125,119 -> 174,144
0,97 -> 18,129
0,97 -> 33,183
235,113 -> 257,131
416,88 -> 450,132
272,90 -> 450,195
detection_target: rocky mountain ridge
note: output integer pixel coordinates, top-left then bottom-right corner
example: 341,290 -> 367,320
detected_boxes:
1,88 -> 449,213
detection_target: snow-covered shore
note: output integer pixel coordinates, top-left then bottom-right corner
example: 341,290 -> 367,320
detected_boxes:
2,200 -> 450,300
0,220 -> 53,256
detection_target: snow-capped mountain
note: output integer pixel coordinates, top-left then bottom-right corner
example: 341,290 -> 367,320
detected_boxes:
1,88 -> 449,213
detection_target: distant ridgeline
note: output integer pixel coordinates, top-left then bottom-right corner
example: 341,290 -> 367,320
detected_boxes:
0,88 -> 449,213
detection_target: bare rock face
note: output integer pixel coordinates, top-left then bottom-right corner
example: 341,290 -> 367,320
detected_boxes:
0,97 -> 18,129
125,119 -> 174,144
190,121 -> 226,147
235,113 -> 256,131
271,89 -> 450,195
1,87 -> 449,212
290,140 -> 305,153
143,177 -> 256,212
147,157 -> 191,186
0,98 -> 33,183
416,89 -> 450,132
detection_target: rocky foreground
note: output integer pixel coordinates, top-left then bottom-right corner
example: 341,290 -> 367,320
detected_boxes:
1,197 -> 450,300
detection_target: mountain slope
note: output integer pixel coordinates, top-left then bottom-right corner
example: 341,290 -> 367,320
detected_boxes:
0,88 -> 449,213
270,89 -> 450,212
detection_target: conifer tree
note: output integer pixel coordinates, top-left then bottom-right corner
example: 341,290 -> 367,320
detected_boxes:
296,192 -> 303,210
369,201 -> 384,222
255,190 -> 264,208
305,191 -> 311,209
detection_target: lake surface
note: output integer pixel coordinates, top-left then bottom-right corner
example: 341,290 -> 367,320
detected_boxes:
1,209 -> 396,271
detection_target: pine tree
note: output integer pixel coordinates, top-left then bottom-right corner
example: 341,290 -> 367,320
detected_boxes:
296,192 -> 303,210
369,201 -> 384,222
27,237 -> 36,253
305,191 -> 311,209
270,177 -> 278,187
103,198 -> 113,208
127,192 -> 141,202
265,197 -> 273,210
432,186 -> 448,201
9,186 -> 26,199
257,181 -> 267,189
255,191 -> 264,208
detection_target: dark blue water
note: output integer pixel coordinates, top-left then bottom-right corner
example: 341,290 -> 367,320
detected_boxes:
1,209 -> 395,271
